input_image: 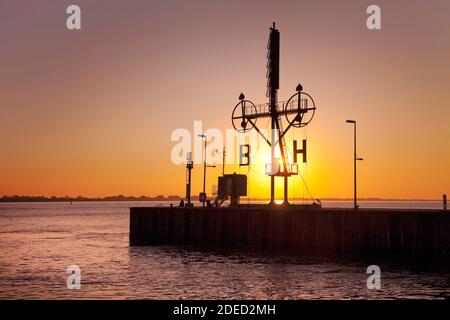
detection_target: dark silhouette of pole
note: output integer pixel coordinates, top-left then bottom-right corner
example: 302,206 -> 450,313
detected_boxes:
353,121 -> 357,209
222,147 -> 225,176
203,138 -> 207,195
186,152 -> 193,207
199,134 -> 207,207
198,134 -> 215,208
215,147 -> 226,176
268,22 -> 280,205
346,120 -> 363,209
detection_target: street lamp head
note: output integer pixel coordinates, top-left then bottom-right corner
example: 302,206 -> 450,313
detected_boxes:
346,120 -> 356,124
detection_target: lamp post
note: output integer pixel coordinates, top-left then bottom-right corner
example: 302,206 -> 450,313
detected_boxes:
198,134 -> 216,207
346,120 -> 363,209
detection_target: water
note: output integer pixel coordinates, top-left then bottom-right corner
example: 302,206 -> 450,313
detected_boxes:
0,201 -> 448,300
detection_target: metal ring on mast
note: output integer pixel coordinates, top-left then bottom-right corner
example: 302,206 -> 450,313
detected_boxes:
284,91 -> 316,128
231,98 -> 258,133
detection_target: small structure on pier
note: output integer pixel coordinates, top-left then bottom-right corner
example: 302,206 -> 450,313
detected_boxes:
216,173 -> 247,207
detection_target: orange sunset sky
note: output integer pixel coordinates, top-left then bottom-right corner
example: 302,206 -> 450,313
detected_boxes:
1,0 -> 449,200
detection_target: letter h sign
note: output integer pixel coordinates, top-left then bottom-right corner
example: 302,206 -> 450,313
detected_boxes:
293,139 -> 307,163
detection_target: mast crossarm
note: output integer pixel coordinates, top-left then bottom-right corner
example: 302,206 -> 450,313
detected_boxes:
232,107 -> 316,120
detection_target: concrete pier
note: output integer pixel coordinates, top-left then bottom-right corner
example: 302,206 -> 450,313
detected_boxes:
130,206 -> 450,264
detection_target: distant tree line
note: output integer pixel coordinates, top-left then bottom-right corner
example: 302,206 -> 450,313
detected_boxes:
0,195 -> 435,202
0,194 -> 182,202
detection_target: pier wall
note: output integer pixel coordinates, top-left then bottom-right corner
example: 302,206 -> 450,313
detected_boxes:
130,207 -> 450,263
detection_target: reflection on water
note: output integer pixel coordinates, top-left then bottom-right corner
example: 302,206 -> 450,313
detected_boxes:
0,201 -> 448,299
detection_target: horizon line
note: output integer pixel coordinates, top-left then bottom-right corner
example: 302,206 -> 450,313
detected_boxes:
0,194 -> 444,202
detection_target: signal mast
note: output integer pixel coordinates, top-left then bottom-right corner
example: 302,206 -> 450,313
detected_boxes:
231,23 -> 317,205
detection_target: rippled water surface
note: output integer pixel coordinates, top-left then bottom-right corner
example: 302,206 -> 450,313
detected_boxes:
0,201 -> 448,299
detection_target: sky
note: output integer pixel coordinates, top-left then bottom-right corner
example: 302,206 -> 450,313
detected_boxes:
0,0 -> 449,200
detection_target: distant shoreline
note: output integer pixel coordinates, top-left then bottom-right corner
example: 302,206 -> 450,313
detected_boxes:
0,195 -> 442,203
0,195 -> 182,203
